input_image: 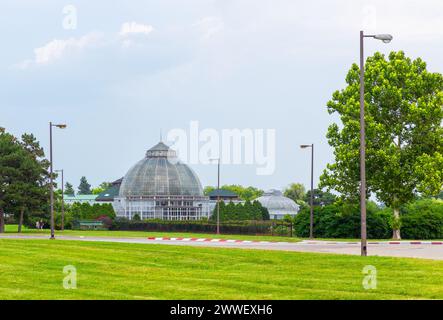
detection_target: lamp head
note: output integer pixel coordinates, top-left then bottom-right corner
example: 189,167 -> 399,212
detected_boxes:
55,124 -> 67,129
300,144 -> 312,149
374,34 -> 393,43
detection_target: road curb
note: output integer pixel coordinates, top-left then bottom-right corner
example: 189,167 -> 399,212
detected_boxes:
146,237 -> 280,244
303,241 -> 443,245
146,237 -> 443,245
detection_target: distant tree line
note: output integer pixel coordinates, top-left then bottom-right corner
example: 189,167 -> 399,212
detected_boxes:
204,185 -> 263,201
63,177 -> 112,196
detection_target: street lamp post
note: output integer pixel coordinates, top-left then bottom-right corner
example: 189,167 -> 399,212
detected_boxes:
55,169 -> 65,231
359,31 -> 392,256
210,158 -> 221,234
49,122 -> 67,239
300,144 -> 314,239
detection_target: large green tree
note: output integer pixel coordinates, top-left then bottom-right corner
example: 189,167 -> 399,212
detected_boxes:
0,130 -> 49,232
15,134 -> 50,232
321,51 -> 443,239
0,128 -> 22,232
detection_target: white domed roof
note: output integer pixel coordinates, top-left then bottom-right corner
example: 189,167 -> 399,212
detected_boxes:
256,189 -> 299,213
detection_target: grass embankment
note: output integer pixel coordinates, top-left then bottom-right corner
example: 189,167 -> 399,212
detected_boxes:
4,224 -> 301,243
1,239 -> 443,299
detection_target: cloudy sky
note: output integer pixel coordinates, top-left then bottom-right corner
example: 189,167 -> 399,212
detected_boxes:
1,0 -> 443,192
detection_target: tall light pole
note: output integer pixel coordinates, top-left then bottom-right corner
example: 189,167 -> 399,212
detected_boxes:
301,144 -> 314,239
49,122 -> 67,239
210,158 -> 221,234
55,169 -> 65,231
359,31 -> 392,256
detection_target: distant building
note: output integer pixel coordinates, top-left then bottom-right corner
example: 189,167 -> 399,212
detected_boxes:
64,194 -> 98,205
256,189 -> 299,220
207,189 -> 240,201
208,189 -> 242,213
95,178 -> 123,203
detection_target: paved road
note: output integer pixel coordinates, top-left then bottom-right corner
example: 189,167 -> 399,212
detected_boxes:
1,234 -> 442,260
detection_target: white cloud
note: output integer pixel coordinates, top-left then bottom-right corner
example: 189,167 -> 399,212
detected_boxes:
193,16 -> 224,39
17,32 -> 102,69
119,22 -> 154,36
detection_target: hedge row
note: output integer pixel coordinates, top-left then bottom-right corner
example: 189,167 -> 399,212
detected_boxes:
293,199 -> 443,239
111,218 -> 293,236
293,203 -> 391,239
400,199 -> 443,239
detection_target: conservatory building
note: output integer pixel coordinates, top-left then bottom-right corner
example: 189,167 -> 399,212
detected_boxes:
256,189 -> 300,220
113,142 -> 209,220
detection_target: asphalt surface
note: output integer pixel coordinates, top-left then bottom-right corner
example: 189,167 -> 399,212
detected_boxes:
1,234 -> 442,260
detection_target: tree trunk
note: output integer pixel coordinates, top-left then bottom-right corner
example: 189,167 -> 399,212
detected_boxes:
392,207 -> 401,240
0,207 -> 4,233
18,207 -> 24,233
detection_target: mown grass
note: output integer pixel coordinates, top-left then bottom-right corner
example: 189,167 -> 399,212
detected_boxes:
4,224 -> 301,242
1,238 -> 443,299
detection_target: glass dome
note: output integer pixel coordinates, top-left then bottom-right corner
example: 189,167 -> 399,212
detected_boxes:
256,189 -> 299,212
119,142 -> 204,197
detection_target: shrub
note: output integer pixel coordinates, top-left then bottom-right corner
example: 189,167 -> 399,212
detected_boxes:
293,202 -> 391,239
400,199 -> 443,239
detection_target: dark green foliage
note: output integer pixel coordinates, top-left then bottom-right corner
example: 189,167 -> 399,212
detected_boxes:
77,176 -> 92,195
211,200 -> 269,221
0,129 -> 50,232
304,189 -> 337,206
54,202 -> 116,229
112,218 -> 289,236
293,202 -> 391,239
400,199 -> 443,239
64,182 -> 75,195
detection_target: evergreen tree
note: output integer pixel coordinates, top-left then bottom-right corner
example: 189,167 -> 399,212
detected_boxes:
0,128 -> 22,232
64,182 -> 75,195
0,130 -> 49,232
78,176 -> 92,195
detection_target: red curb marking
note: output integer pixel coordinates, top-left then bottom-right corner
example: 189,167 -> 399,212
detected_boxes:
410,242 -> 422,245
175,237 -> 184,240
235,240 -> 243,242
162,237 -> 170,240
432,242 -> 443,245
389,242 -> 401,244
147,237 -> 155,240
190,238 -> 198,241
204,238 -> 212,241
219,239 -> 227,242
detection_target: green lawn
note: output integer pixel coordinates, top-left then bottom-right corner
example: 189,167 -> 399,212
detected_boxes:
1,238 -> 443,299
4,224 -> 301,243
